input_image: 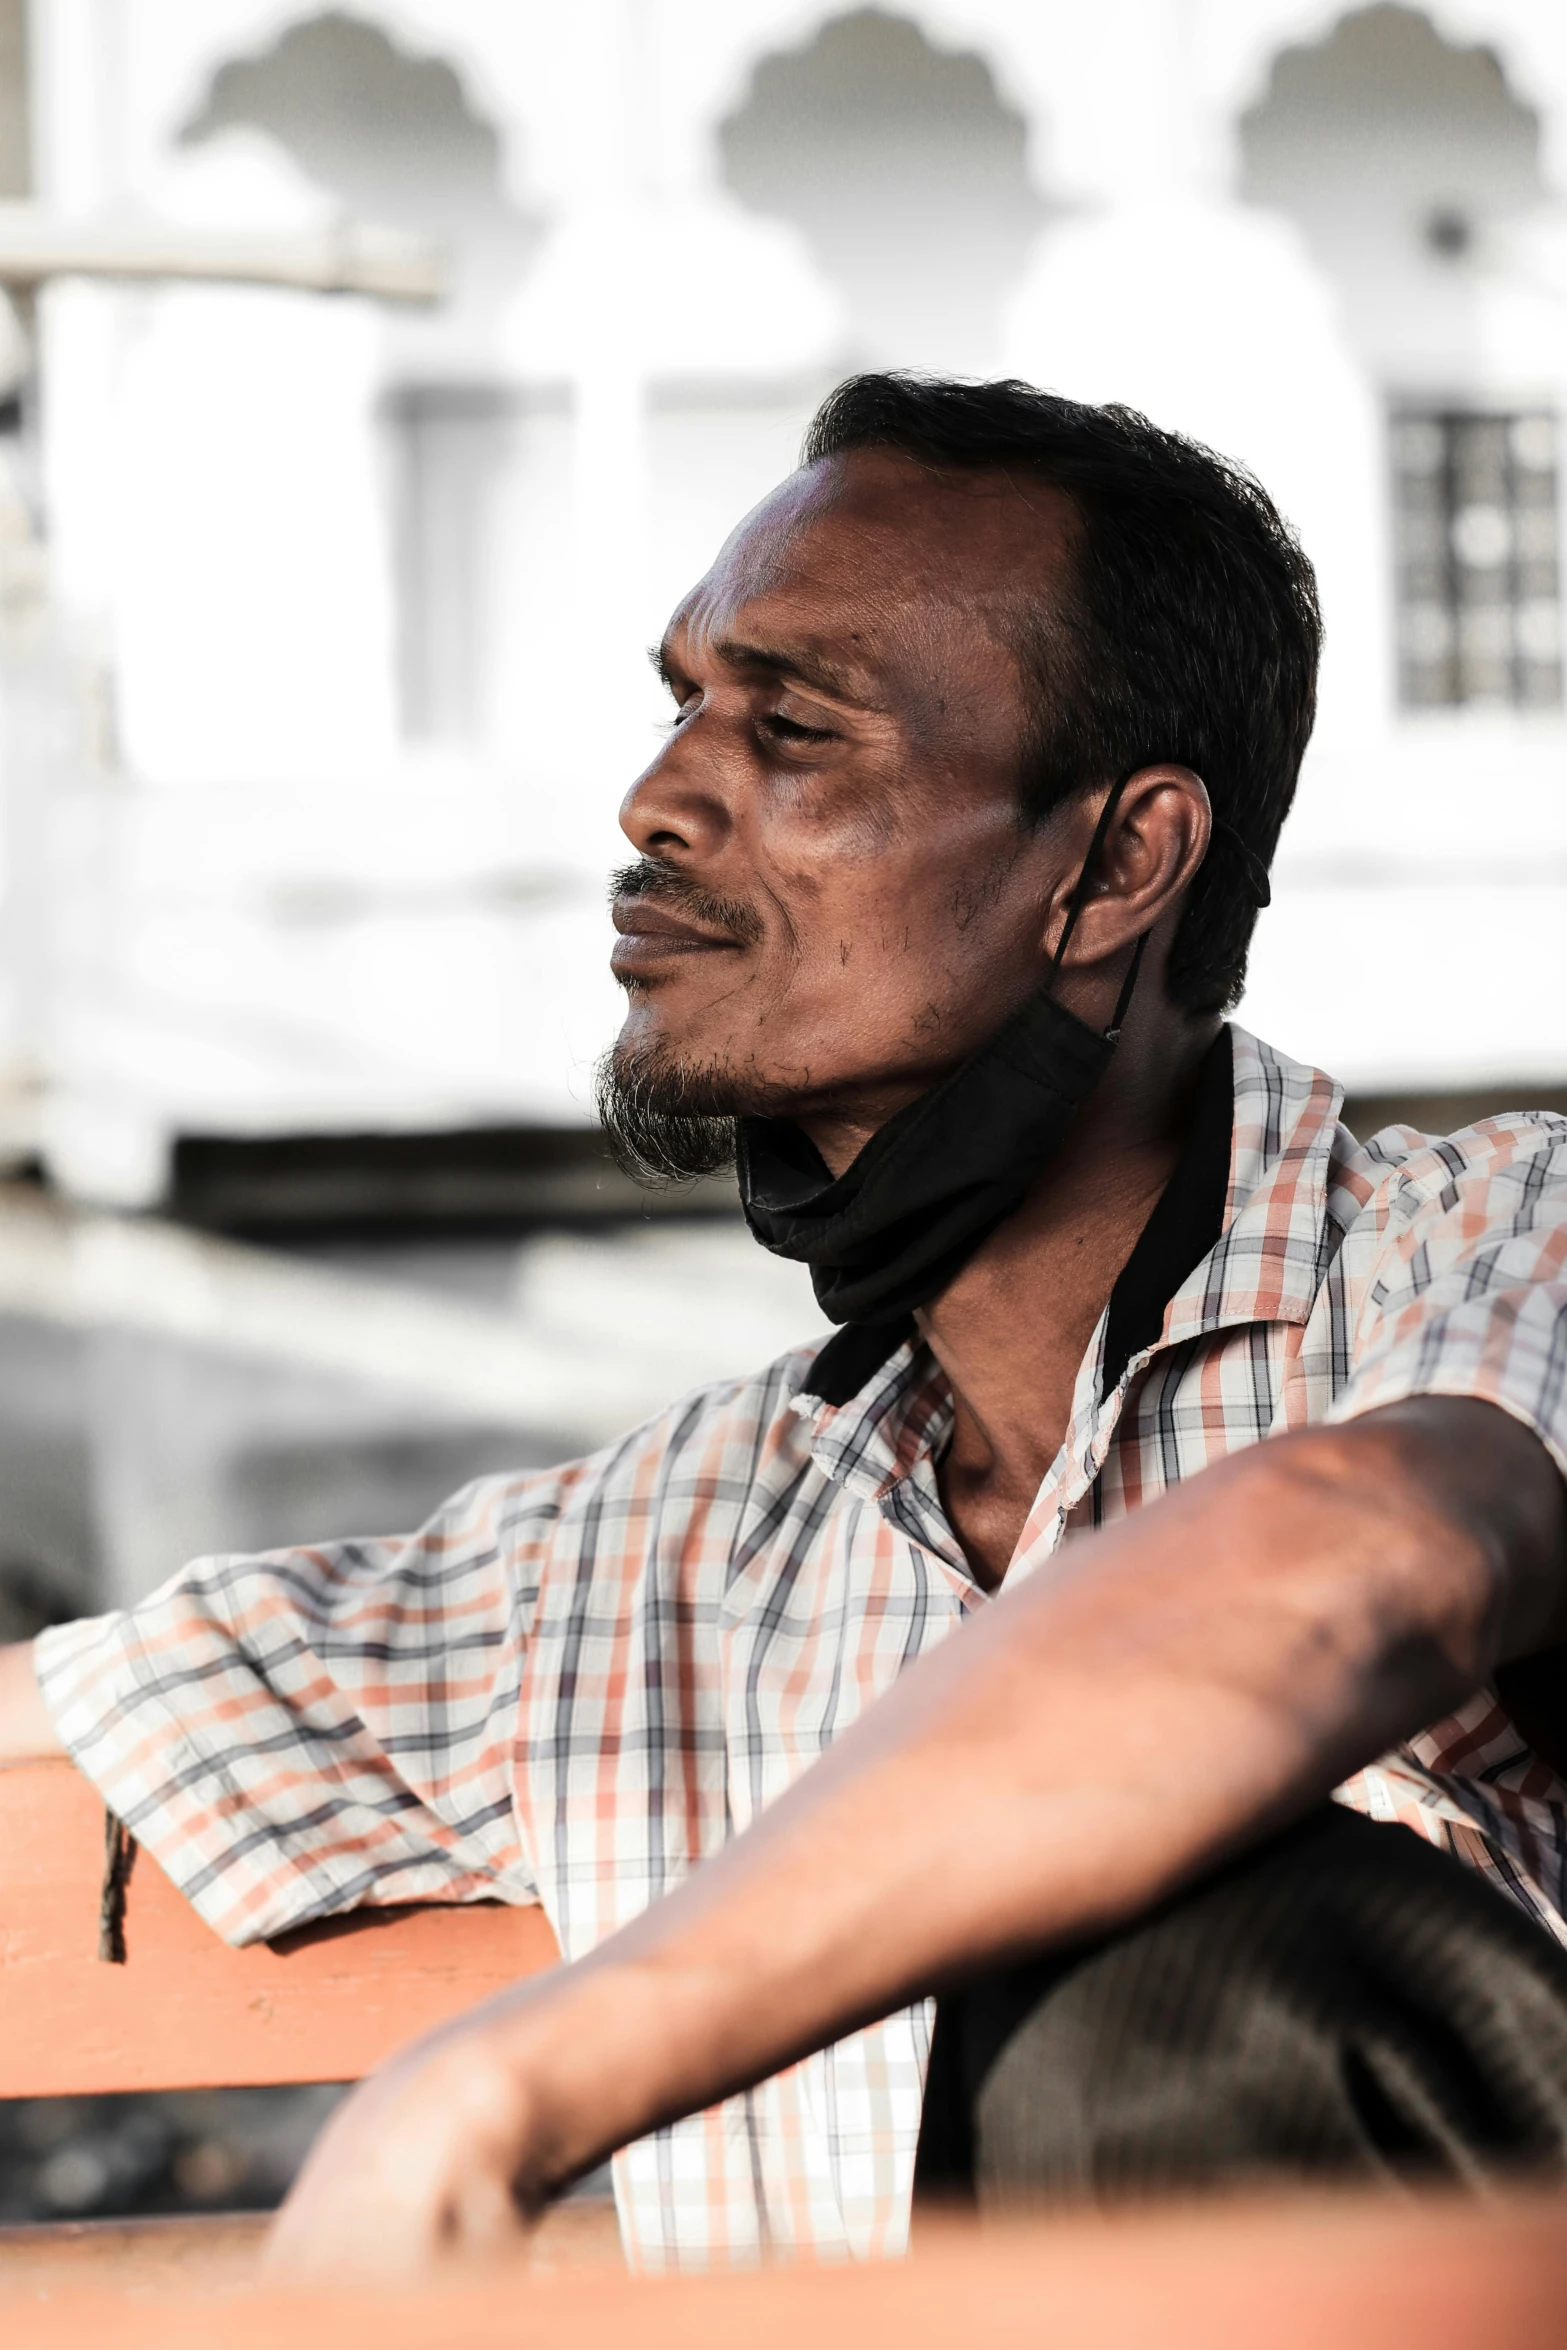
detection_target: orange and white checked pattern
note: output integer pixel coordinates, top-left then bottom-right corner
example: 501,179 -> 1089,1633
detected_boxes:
37,1025 -> 1567,2268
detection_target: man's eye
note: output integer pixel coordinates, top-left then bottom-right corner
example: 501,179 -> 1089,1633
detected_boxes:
761,713 -> 836,747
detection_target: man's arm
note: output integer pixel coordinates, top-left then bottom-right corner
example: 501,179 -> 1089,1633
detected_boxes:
0,1641 -> 64,1765
269,1397 -> 1567,2278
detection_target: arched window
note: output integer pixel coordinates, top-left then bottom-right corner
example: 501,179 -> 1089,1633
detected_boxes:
719,8 -> 1044,374
181,10 -> 520,250
1240,5 -> 1558,711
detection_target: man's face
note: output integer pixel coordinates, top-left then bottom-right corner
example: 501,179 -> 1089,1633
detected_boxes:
609,448 -> 1084,1166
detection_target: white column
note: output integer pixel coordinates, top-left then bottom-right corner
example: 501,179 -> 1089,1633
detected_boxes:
568,1 -> 656,872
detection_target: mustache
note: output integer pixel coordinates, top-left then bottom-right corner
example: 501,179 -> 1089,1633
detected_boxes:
608,858 -> 765,947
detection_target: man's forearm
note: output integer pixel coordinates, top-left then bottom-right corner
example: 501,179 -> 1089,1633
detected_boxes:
274,1396 -> 1567,2262
0,1641 -> 64,1765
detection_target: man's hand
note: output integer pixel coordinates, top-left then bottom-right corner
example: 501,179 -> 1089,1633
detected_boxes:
267,1398 -> 1567,2280
265,2028 -> 548,2279
0,1642 -> 64,1766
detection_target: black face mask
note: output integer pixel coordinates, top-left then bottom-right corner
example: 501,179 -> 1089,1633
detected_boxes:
737,778 -> 1149,1327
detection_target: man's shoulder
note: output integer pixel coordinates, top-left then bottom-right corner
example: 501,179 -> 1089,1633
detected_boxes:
1339,1102 -> 1567,1189
1236,1028 -> 1567,1182
1233,1025 -> 1567,1255
1328,1101 -> 1567,1244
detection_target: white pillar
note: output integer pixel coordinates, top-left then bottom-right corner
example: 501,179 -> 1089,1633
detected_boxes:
562,0 -> 656,871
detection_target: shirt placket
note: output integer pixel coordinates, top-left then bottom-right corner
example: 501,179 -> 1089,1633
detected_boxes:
1007,1312 -> 1136,1582
802,1359 -> 979,1601
876,1439 -> 976,1593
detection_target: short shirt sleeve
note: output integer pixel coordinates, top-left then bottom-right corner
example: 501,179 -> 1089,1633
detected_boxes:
1328,1116 -> 1567,1477
34,1470 -> 560,1946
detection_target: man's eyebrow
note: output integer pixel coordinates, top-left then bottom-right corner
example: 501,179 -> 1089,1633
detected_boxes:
711,638 -> 866,701
650,635 -> 872,704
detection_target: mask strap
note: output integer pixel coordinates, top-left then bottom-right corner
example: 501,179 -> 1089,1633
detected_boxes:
1104,930 -> 1147,1041
1045,768 -> 1139,993
1044,768 -> 1148,1043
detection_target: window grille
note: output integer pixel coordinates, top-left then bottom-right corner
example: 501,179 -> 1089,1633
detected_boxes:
1391,407 -> 1562,711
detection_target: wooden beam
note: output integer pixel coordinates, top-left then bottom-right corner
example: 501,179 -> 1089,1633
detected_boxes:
0,1760 -> 558,2096
6,2195 -> 1567,2350
0,206 -> 445,301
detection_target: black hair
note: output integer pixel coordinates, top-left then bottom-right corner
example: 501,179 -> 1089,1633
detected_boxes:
801,373 -> 1321,1013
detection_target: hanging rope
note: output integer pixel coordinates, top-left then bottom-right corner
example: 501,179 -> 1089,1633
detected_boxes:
97,1809 -> 138,1964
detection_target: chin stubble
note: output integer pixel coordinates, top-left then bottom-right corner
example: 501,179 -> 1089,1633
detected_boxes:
594,1036 -> 740,1187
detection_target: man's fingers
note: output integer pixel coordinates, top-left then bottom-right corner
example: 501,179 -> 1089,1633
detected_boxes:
262,2078 -> 537,2284
266,2176 -> 530,2284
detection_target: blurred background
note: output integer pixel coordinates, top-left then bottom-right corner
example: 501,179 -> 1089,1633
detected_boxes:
0,0 -> 1564,2222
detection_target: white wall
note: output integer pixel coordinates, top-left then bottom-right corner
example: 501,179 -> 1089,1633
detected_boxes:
14,0 -> 1567,1201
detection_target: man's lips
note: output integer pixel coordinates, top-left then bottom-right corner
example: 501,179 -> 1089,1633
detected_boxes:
610,897 -> 747,978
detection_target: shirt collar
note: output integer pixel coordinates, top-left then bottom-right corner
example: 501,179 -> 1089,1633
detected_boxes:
790,1334 -> 950,1503
1159,1021 -> 1344,1352
1099,1024 -> 1234,1397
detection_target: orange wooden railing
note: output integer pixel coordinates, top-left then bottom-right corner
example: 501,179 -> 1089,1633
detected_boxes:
0,1758 -> 559,2095
7,2193 -> 1567,2350
5,1758 -> 1567,2347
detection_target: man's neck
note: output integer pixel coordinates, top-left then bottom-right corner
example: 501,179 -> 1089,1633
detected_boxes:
918,1012 -> 1222,1590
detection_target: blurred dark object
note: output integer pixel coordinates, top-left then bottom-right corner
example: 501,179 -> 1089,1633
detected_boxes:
0,2087 -> 345,2223
0,1313 -> 100,1622
0,2085 -> 612,2226
0,1553 -> 78,1642
1345,1082 -> 1567,1138
1424,204 -> 1473,258
169,1125 -> 738,1233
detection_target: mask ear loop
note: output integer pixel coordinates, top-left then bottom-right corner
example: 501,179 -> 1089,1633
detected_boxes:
1103,931 -> 1146,1043
1044,768 -> 1147,1039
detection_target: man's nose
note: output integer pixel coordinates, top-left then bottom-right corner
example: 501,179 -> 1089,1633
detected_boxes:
618,722 -> 733,863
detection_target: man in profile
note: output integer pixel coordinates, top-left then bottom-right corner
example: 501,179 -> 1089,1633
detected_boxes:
5,374 -> 1567,2276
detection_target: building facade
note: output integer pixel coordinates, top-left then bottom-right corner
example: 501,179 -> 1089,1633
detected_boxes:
1,0 -> 1564,1202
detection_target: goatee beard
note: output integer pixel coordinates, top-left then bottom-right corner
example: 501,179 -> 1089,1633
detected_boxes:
598,856 -> 771,1184
595,1037 -> 739,1188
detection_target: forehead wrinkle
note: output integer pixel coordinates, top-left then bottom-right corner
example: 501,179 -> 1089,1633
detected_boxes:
660,602 -> 885,707
708,634 -> 872,706
666,560 -> 895,706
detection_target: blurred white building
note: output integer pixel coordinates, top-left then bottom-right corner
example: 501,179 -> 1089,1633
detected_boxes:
0,0 -> 1564,1204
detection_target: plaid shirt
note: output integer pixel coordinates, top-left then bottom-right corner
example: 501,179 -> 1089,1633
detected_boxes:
36,1025 -> 1567,2270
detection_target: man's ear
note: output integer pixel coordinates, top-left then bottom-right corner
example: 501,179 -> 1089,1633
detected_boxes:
1053,766 -> 1212,972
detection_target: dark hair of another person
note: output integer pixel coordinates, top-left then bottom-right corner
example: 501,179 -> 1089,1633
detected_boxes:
802,374 -> 1322,1014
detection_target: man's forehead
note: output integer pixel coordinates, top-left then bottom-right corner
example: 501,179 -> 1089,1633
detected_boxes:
665,449 -> 1073,681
